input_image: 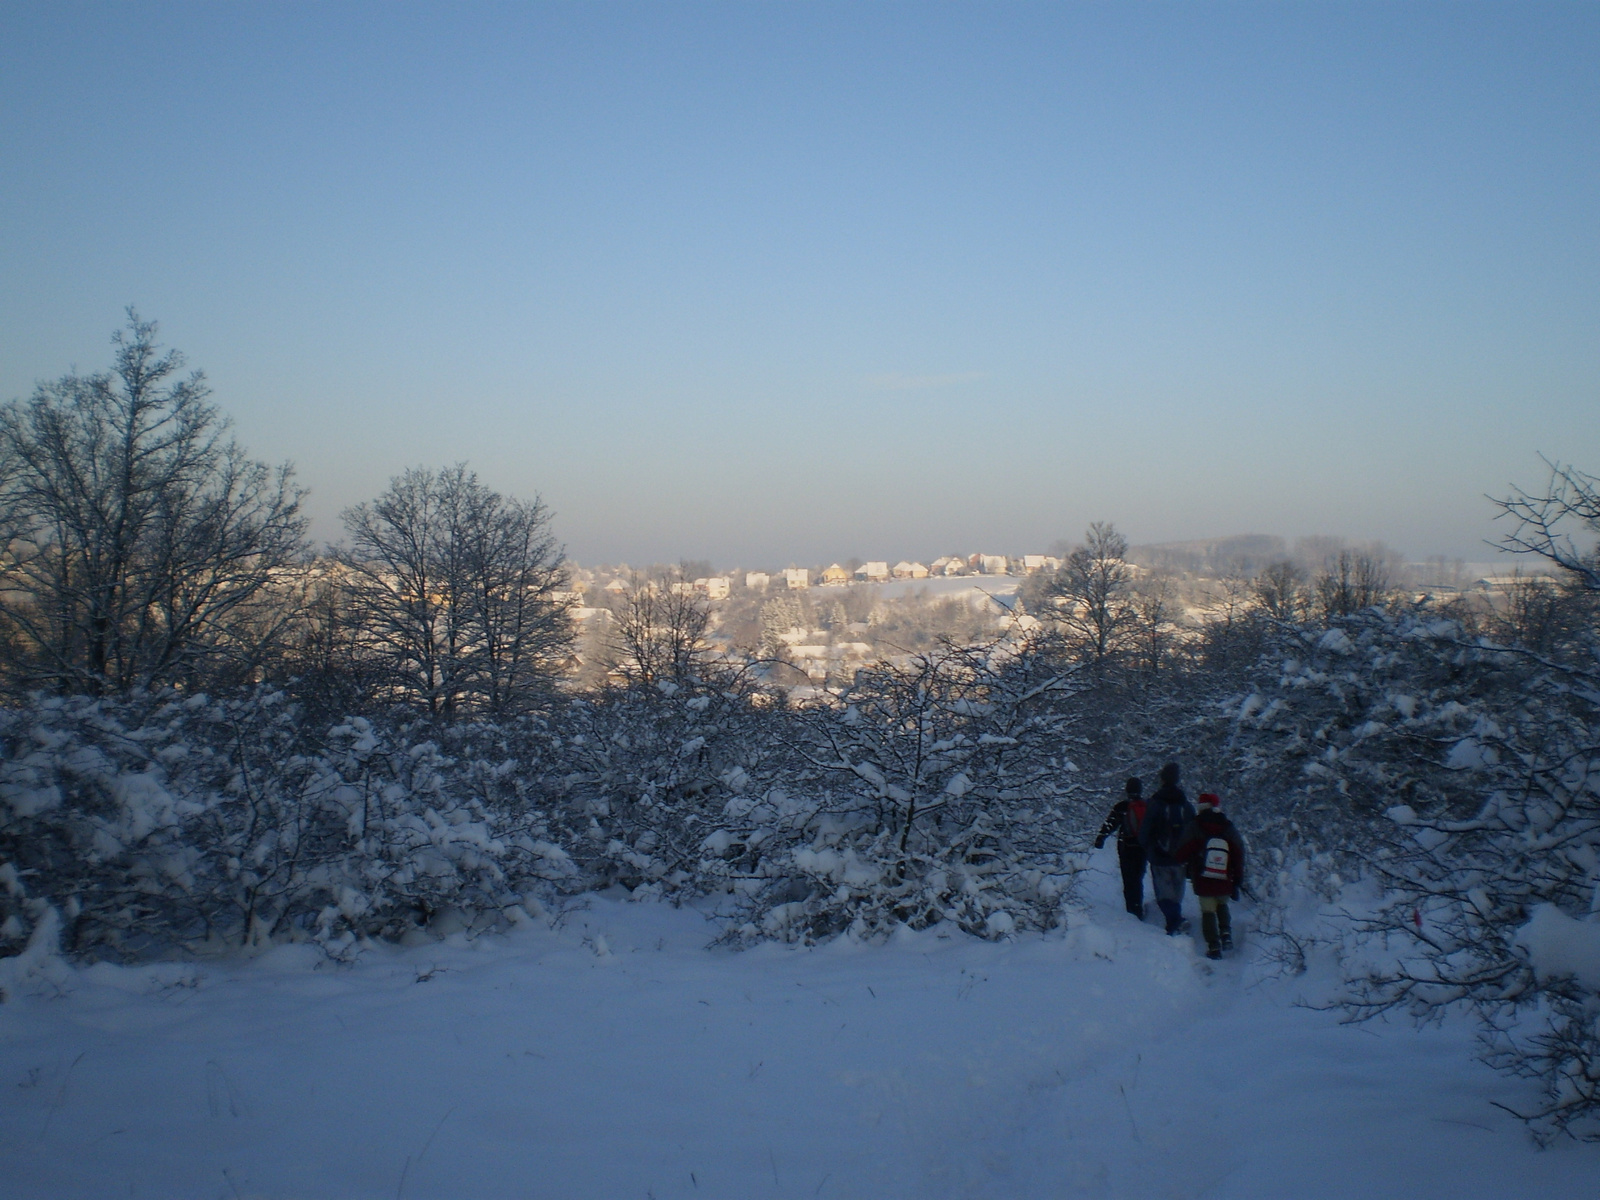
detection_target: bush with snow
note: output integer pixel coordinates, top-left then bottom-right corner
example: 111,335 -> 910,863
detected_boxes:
1185,607 -> 1600,1142
716,639 -> 1088,943
0,692 -> 578,960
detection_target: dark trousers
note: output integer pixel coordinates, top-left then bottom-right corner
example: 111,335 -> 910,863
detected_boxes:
1117,844 -> 1146,916
1149,864 -> 1187,933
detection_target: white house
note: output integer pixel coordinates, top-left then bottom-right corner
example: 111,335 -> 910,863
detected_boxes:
700,576 -> 730,600
980,554 -> 1008,575
857,561 -> 889,581
892,561 -> 929,579
784,567 -> 810,589
745,572 -> 770,591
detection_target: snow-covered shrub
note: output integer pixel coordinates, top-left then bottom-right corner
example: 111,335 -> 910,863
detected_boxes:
1212,610 -> 1514,894
546,677 -> 791,898
1183,606 -> 1600,1141
720,639 -> 1087,943
1326,627 -> 1600,1142
0,692 -> 580,959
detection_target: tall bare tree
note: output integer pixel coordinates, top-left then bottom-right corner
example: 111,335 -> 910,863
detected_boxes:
1127,574 -> 1180,675
1253,560 -> 1308,622
607,569 -> 712,687
0,312 -> 308,694
1489,569 -> 1593,654
1312,550 -> 1392,620
1192,570 -> 1261,670
338,464 -> 571,717
1032,522 -> 1135,665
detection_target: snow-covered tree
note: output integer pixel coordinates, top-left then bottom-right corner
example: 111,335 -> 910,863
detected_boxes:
0,312 -> 309,695
1026,522 -> 1136,667
721,638 -> 1086,943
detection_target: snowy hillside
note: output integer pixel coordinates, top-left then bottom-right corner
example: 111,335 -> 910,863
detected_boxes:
2,853 -> 1593,1200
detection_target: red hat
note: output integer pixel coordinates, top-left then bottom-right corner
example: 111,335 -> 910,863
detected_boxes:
1197,793 -> 1221,810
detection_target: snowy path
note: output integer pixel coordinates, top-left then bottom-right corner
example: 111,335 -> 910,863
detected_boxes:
1,854 -> 1595,1199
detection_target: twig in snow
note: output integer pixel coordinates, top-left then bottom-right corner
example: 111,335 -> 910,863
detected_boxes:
1433,1116 -> 1493,1132
418,1106 -> 455,1161
206,1060 -> 243,1118
39,1051 -> 85,1140
1118,1084 -> 1142,1144
768,1146 -> 780,1186
396,1155 -> 412,1200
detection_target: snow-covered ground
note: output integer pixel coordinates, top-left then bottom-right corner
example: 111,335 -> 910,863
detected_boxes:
866,575 -> 1021,607
2,853 -> 1594,1199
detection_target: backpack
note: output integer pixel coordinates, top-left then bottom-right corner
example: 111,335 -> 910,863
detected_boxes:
1122,798 -> 1147,840
1155,800 -> 1188,856
1201,835 -> 1231,882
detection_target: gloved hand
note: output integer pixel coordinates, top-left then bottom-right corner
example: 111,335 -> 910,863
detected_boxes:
1093,837 -> 1105,850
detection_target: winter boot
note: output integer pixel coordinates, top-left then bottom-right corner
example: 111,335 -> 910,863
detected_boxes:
1218,904 -> 1234,952
1201,911 -> 1222,959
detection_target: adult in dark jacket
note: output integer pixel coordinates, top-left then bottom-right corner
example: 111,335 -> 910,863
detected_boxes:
1138,761 -> 1196,935
1175,792 -> 1246,959
1093,777 -> 1147,917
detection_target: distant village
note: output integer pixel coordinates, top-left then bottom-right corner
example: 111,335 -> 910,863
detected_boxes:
553,552 -> 1065,686
568,552 -> 1063,604
553,538 -> 1533,687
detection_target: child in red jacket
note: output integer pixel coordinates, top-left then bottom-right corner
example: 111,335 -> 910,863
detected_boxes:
1175,792 -> 1246,959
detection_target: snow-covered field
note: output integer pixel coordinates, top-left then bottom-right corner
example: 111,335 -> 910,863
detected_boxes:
3,854 -> 1594,1200
867,575 -> 1021,606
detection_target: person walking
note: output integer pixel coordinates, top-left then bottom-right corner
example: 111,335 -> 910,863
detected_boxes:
1093,777 -> 1148,918
1176,792 -> 1246,960
1138,761 -> 1196,935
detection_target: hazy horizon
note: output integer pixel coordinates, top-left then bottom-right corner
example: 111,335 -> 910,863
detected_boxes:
558,539 -> 1515,576
3,3 -> 1595,566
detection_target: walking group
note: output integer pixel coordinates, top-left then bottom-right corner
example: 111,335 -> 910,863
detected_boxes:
1093,761 -> 1246,960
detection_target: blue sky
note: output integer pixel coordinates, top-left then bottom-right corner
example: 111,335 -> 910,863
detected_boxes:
2,2 -> 1596,566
